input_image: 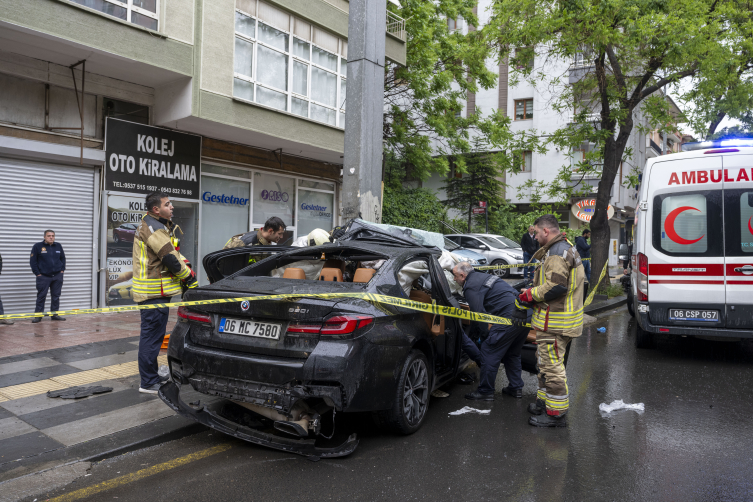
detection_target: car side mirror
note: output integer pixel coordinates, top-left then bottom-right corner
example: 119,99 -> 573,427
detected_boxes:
478,244 -> 488,250
618,243 -> 629,261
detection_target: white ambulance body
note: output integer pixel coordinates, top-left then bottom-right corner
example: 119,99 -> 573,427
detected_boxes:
632,141 -> 753,347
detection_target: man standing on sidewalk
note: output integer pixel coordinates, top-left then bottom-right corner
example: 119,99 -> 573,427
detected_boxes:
575,229 -> 591,282
519,215 -> 585,427
0,251 -> 13,325
133,192 -> 197,394
520,225 -> 539,281
29,230 -> 66,323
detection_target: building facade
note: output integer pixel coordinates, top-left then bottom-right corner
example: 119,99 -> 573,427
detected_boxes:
0,0 -> 405,313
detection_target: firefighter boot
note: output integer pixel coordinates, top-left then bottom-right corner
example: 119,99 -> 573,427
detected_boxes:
528,410 -> 568,427
527,398 -> 545,415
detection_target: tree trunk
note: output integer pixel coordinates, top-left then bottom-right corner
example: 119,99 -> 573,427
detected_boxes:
468,201 -> 472,232
706,111 -> 726,140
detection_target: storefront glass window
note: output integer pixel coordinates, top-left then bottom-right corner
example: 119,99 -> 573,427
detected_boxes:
253,172 -> 295,227
199,176 -> 251,285
297,189 -> 334,236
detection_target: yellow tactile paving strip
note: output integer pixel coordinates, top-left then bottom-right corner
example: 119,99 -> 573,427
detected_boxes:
0,355 -> 168,401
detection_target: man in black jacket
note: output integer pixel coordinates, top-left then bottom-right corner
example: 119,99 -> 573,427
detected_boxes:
575,229 -> 591,282
0,252 -> 12,325
29,230 -> 66,323
452,262 -> 529,401
520,225 -> 539,281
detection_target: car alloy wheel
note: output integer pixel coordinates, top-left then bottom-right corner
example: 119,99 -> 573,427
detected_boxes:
491,260 -> 511,278
402,358 -> 429,426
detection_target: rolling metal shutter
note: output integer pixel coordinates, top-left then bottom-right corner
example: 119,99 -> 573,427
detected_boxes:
0,158 -> 96,314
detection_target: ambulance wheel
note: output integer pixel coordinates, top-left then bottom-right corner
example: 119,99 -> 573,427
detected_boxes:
635,323 -> 653,349
491,260 -> 511,279
627,294 -> 635,317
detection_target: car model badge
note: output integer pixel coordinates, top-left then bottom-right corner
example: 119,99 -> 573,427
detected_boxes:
240,301 -> 250,311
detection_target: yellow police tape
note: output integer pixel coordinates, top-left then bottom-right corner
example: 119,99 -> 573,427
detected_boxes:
0,264 -> 609,329
474,257 -> 591,271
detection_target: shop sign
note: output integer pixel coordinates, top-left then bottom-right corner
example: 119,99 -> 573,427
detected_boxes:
202,192 -> 249,205
572,198 -> 614,222
261,189 -> 289,202
105,118 -> 201,199
300,202 -> 331,217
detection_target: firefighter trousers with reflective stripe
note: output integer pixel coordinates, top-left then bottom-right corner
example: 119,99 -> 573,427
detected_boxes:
535,331 -> 572,416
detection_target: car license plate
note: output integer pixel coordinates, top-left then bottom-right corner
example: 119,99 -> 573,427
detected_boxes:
219,318 -> 281,340
669,309 -> 719,322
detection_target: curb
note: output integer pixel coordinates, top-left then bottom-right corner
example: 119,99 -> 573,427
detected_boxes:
0,415 -> 206,485
584,296 -> 628,316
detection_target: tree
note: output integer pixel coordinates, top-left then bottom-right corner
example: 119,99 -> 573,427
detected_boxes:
443,138 -> 505,231
384,0 -> 511,181
486,0 -> 753,291
382,185 -> 448,233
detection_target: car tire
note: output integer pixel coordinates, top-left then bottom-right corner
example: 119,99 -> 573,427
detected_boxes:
627,292 -> 635,317
491,260 -> 511,279
635,322 -> 653,349
374,350 -> 431,435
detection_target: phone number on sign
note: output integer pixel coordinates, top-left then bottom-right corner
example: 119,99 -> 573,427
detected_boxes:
159,187 -> 193,196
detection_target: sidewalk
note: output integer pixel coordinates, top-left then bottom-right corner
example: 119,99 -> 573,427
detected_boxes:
0,311 -> 202,484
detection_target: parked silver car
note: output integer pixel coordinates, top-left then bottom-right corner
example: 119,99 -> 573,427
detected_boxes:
445,234 -> 525,278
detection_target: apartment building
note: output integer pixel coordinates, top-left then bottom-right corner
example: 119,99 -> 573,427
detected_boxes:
0,0 -> 405,313
422,0 -> 683,250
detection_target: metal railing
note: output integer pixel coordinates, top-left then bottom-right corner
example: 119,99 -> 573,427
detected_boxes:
387,11 -> 406,40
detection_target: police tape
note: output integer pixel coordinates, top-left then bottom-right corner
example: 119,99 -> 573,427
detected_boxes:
474,257 -> 591,271
0,263 -> 608,329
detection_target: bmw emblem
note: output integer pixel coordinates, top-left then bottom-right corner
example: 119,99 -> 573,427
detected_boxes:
240,301 -> 250,311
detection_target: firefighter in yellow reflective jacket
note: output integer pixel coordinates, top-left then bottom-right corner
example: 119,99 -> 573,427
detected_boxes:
132,191 -> 197,395
519,214 -> 585,427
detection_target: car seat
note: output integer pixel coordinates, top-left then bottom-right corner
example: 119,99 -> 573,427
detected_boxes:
283,267 -> 306,280
319,268 -> 343,282
353,268 -> 376,283
408,290 -> 444,336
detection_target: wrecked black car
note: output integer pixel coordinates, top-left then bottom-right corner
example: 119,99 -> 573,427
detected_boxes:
159,220 -> 472,459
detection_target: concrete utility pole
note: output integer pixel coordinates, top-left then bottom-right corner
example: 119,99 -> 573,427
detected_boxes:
342,0 -> 386,224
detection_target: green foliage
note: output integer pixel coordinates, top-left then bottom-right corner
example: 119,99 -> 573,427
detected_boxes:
385,0 -> 513,181
382,184 -> 448,233
709,125 -> 753,140
443,138 -> 505,230
487,204 -> 568,242
605,283 -> 626,299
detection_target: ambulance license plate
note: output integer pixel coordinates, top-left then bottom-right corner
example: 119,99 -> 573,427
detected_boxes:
669,309 -> 719,322
219,318 -> 281,340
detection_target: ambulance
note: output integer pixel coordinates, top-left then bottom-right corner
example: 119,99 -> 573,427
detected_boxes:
632,139 -> 753,348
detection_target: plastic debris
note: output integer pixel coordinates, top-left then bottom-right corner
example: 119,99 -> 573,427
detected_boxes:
47,386 -> 113,399
158,365 -> 170,379
596,327 -> 606,333
599,399 -> 645,414
431,390 -> 450,398
449,406 -> 491,416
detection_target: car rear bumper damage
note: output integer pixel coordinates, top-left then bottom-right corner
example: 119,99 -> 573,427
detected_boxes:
159,381 -> 359,460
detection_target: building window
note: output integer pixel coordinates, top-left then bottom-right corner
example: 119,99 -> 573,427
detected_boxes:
448,17 -> 462,32
573,46 -> 594,68
514,99 -> 533,120
520,151 -> 532,172
232,0 -> 347,128
514,47 -> 534,71
70,0 -> 159,31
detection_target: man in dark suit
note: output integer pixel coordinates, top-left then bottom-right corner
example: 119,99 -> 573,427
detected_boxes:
29,230 -> 66,322
520,225 -> 539,281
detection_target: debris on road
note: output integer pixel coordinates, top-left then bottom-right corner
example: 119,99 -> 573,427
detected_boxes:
431,390 -> 450,398
599,399 -> 644,414
47,386 -> 113,399
449,406 -> 491,416
596,327 -> 606,333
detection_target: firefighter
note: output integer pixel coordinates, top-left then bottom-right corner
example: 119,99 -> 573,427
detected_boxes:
223,217 -> 286,249
133,191 -> 197,395
519,214 -> 585,427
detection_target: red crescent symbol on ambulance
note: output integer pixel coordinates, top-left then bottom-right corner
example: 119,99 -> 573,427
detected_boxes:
748,216 -> 753,235
665,206 -> 704,245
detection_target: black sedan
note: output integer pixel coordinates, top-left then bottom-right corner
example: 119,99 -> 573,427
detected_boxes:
159,221 -> 472,458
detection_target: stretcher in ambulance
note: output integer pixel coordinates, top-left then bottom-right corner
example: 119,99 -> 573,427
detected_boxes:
632,140 -> 753,348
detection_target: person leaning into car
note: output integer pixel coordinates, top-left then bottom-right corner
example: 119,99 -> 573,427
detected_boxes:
451,262 -> 529,402
223,216 -> 287,249
519,214 -> 585,428
133,191 -> 197,395
29,230 -> 66,323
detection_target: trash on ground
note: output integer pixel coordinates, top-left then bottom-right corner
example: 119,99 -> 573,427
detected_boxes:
449,406 -> 491,416
599,399 -> 644,414
596,327 -> 606,333
158,365 -> 170,378
47,385 -> 113,399
431,390 -> 450,398
457,373 -> 477,385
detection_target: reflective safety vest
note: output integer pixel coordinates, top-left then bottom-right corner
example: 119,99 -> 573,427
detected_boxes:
132,214 -> 192,303
529,233 -> 586,337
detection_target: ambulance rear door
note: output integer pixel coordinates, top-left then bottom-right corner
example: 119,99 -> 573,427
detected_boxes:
646,155 -> 726,328
722,153 -> 753,329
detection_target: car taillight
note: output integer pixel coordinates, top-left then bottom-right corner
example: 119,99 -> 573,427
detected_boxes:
320,315 -> 374,336
177,306 -> 211,323
286,323 -> 322,334
637,253 -> 648,301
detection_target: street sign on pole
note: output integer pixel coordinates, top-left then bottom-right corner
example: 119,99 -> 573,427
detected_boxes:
478,201 -> 487,208
472,208 -> 486,215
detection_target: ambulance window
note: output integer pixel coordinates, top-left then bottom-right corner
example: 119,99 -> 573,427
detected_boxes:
652,191 -> 723,257
723,189 -> 753,256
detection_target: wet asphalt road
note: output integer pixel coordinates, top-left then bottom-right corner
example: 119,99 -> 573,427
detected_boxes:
30,307 -> 753,502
